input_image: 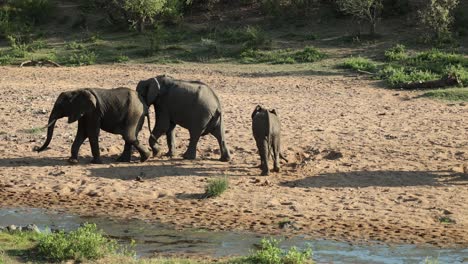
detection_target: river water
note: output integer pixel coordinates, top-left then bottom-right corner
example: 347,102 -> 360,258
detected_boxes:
0,208 -> 466,264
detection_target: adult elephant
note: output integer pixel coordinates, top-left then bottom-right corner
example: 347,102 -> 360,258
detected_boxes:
136,75 -> 231,161
34,88 -> 151,164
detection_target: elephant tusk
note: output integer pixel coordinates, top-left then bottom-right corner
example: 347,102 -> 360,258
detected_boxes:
44,119 -> 56,129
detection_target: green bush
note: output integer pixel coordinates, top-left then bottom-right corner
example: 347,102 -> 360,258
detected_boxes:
240,238 -> 313,264
65,41 -> 85,50
241,46 -> 325,64
419,0 -> 459,42
67,49 -> 97,66
204,177 -> 229,198
0,53 -> 12,65
217,26 -> 272,50
384,44 -> 407,61
341,57 -> 378,72
378,65 -> 439,87
37,223 -> 117,262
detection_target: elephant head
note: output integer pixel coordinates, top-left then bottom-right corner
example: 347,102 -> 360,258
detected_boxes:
251,105 -> 264,119
136,75 -> 172,106
34,89 -> 97,152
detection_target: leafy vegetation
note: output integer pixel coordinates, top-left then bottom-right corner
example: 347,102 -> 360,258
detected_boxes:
204,177 -> 229,198
335,0 -> 383,35
341,57 -> 378,72
234,238 -> 313,264
36,223 -> 118,261
342,46 -> 468,89
419,0 -> 460,42
241,47 -> 326,64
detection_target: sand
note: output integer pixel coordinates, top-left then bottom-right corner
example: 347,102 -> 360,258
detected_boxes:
0,63 -> 467,247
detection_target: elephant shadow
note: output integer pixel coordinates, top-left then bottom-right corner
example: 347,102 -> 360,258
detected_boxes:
88,160 -> 250,180
280,170 -> 467,188
0,155 -> 120,168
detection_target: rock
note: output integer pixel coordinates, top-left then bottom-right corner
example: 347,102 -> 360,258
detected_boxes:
0,226 -> 5,232
135,176 -> 143,182
6,225 -> 17,232
324,150 -> 343,160
23,224 -> 40,233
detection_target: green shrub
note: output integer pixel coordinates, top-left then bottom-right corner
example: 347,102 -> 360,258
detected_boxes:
0,53 -> 12,65
241,238 -> 313,264
341,57 -> 378,72
65,41 -> 85,50
37,223 -> 117,261
204,177 -> 229,198
419,0 -> 459,42
444,64 -> 468,85
384,44 -> 407,61
217,26 -> 272,50
115,54 -> 129,63
67,49 -> 97,66
241,46 -> 325,64
379,65 -> 439,87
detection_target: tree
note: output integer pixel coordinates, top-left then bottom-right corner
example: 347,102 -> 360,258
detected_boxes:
118,0 -> 166,32
419,0 -> 459,41
335,0 -> 383,36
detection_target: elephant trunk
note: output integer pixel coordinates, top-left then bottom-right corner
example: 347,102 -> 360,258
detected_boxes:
34,109 -> 60,152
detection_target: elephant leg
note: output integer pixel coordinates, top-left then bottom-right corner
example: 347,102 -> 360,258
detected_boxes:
122,128 -> 151,162
165,122 -> 177,157
69,120 -> 88,164
272,138 -> 280,173
183,130 -> 201,160
149,129 -> 166,157
210,124 -> 231,162
257,138 -> 269,176
87,121 -> 102,164
117,142 -> 132,162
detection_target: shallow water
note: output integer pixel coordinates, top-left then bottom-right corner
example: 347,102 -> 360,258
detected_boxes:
0,208 -> 467,264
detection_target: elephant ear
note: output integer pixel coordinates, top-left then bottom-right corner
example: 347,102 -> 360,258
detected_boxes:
68,89 -> 97,123
137,79 -> 160,105
251,105 -> 262,119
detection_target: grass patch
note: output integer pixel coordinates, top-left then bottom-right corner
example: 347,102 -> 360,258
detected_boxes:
233,238 -> 313,264
204,177 -> 229,198
342,48 -> 468,89
438,216 -> 456,224
36,223 -> 118,261
340,57 -> 378,72
422,88 -> 468,101
240,46 -> 326,64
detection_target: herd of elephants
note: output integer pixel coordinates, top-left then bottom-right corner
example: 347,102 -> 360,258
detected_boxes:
33,75 -> 284,176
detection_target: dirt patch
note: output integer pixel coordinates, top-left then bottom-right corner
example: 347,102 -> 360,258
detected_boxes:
0,64 -> 467,247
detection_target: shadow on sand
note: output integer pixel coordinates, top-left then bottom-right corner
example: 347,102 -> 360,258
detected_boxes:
280,170 -> 467,188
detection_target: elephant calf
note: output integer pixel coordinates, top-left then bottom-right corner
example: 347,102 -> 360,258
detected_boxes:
34,88 -> 151,164
252,105 -> 288,176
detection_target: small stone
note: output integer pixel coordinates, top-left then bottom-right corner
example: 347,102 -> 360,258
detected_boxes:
6,225 -> 17,232
324,150 -> 343,160
23,224 -> 40,233
135,176 -> 143,182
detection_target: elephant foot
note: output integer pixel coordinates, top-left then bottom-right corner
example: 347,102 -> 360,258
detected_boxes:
164,151 -> 176,158
261,170 -> 269,176
151,147 -> 160,157
272,167 -> 280,173
219,155 -> 231,162
140,151 -> 151,162
117,155 -> 131,162
183,152 -> 196,160
91,158 -> 103,164
68,157 -> 79,165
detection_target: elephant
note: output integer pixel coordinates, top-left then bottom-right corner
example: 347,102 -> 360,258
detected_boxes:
34,87 -> 152,164
136,75 -> 231,161
251,105 -> 288,176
